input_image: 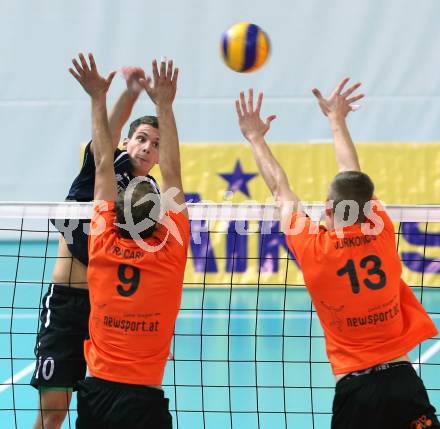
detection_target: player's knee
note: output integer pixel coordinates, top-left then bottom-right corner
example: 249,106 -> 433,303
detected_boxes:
40,409 -> 68,429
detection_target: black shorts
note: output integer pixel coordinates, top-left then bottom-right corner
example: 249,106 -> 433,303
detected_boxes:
30,284 -> 90,390
76,377 -> 172,429
332,361 -> 440,429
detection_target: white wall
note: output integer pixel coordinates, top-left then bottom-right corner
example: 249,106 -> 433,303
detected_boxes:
1,0 -> 440,200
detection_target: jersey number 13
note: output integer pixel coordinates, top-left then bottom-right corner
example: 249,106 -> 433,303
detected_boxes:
337,255 -> 386,294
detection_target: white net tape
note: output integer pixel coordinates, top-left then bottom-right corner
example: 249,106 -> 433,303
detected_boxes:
1,202 -> 440,221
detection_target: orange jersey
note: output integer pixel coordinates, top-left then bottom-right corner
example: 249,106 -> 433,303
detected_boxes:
85,201 -> 190,385
285,201 -> 437,374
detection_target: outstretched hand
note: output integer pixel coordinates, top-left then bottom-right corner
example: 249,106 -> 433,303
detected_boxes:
121,66 -> 146,95
312,78 -> 364,120
139,58 -> 178,107
235,89 -> 276,143
69,53 -> 116,98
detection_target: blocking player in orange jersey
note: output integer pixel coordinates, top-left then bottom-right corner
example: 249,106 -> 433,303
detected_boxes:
31,62 -> 161,429
70,52 -> 189,429
235,83 -> 440,429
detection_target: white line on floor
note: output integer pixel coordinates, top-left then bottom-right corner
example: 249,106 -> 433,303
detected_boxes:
0,362 -> 35,394
412,340 -> 440,370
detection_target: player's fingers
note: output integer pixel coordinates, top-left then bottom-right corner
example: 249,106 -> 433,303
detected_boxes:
235,100 -> 243,118
88,53 -> 97,72
265,114 -> 277,127
240,91 -> 248,115
247,88 -> 254,112
68,68 -> 82,82
347,93 -> 365,104
78,53 -> 90,73
106,71 -> 117,86
159,57 -> 166,78
151,60 -> 159,83
341,82 -> 361,99
138,77 -> 147,89
120,66 -> 129,79
172,67 -> 179,85
166,59 -> 173,80
350,104 -> 362,112
312,88 -> 323,100
255,92 -> 263,115
332,77 -> 350,96
72,58 -> 84,75
122,66 -> 143,78
136,67 -> 146,79
139,77 -> 152,91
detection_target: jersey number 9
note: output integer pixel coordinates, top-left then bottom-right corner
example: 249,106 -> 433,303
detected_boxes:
117,264 -> 141,297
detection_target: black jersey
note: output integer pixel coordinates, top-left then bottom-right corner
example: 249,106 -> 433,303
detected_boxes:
55,141 -> 159,266
67,142 -> 134,201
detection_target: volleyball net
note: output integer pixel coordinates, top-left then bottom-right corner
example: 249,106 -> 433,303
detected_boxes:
0,202 -> 439,428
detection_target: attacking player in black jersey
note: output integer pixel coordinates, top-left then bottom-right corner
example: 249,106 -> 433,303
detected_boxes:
30,56 -> 160,429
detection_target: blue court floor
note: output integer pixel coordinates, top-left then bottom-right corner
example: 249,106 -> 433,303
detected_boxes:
1,240 -> 439,429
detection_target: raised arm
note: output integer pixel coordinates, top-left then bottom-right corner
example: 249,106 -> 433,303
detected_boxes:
236,89 -> 302,225
107,67 -> 145,149
140,59 -> 187,217
312,78 -> 364,172
69,53 -> 117,201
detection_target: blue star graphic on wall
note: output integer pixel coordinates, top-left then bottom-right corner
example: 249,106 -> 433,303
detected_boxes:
218,160 -> 258,197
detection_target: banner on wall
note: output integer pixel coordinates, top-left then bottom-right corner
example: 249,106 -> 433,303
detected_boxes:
82,143 -> 440,287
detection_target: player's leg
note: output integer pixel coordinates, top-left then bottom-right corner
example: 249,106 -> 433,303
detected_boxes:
404,368 -> 440,429
33,389 -> 72,429
30,283 -> 90,429
75,379 -> 106,429
76,378 -> 172,429
331,362 -> 440,429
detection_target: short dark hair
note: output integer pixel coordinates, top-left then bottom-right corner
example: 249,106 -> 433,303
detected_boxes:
328,171 -> 374,224
127,116 -> 159,138
115,181 -> 160,239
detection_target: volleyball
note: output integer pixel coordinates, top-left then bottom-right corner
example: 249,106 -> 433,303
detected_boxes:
221,22 -> 270,73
